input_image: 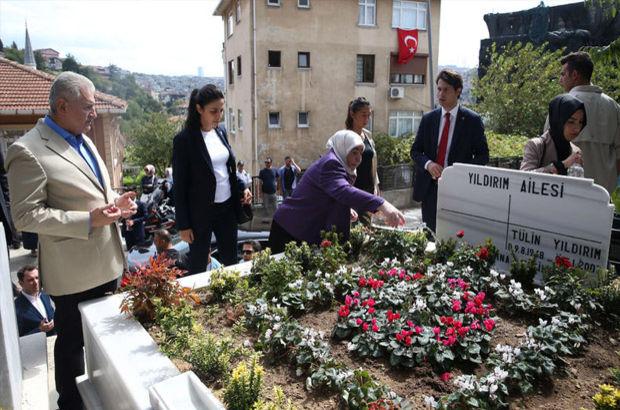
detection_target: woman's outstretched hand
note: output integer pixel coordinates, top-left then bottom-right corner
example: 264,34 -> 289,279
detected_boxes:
378,201 -> 406,227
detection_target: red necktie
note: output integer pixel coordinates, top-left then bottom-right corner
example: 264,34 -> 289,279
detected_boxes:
436,112 -> 451,167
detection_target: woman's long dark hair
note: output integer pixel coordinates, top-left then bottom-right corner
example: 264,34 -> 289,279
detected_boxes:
184,84 -> 224,130
345,97 -> 371,130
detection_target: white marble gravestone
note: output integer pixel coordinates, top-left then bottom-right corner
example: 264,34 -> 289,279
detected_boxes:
436,164 -> 614,275
0,222 -> 22,410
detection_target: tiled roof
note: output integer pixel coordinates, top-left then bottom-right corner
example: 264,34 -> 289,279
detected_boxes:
0,57 -> 127,115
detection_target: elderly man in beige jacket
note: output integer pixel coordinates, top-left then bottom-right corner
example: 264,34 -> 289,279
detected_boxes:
6,71 -> 136,409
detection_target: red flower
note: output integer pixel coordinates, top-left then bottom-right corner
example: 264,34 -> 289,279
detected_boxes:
457,326 -> 470,338
432,326 -> 441,335
440,372 -> 452,382
413,272 -> 424,280
404,335 -> 412,346
345,295 -> 353,306
414,326 -> 423,334
362,322 -> 369,332
338,305 -> 350,317
358,277 -> 367,287
120,275 -> 131,287
356,318 -> 363,325
396,333 -> 403,342
368,307 -> 376,314
456,230 -> 464,238
452,300 -> 462,312
372,324 -> 380,332
483,318 -> 495,332
476,247 -> 489,260
320,239 -> 332,248
555,256 -> 572,269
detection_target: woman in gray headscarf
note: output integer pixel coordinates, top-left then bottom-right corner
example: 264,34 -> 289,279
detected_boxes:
269,130 -> 404,253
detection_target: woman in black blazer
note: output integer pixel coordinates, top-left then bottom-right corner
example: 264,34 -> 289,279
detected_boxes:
172,84 -> 252,273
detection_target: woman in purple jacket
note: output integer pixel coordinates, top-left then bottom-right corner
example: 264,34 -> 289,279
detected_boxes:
269,130 -> 404,253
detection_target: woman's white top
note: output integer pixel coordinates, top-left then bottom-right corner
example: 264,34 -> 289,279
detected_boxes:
202,129 -> 231,203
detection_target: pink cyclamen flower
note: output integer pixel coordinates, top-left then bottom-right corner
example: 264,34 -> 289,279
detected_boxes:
440,372 -> 452,382
362,322 -> 369,332
456,230 -> 464,238
372,324 -> 380,332
483,318 -> 495,332
356,318 -> 363,325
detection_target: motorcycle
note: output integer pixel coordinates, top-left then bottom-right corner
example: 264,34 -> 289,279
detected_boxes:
140,179 -> 176,239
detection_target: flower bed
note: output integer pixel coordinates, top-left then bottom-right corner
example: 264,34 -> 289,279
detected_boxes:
121,227 -> 620,409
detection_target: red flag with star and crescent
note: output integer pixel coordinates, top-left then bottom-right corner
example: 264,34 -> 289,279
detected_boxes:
397,28 -> 419,64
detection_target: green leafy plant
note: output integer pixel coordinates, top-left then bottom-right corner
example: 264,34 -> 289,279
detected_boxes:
366,228 -> 427,263
509,253 -> 538,291
592,384 -> 620,410
374,133 -> 414,167
120,255 -> 198,323
188,334 -> 241,384
252,248 -> 303,298
486,131 -> 529,158
223,355 -> 264,410
153,298 -> 196,356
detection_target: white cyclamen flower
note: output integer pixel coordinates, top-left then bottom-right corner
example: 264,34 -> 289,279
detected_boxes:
423,396 -> 438,408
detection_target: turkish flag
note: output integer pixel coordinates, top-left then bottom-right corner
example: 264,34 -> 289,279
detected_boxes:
397,28 -> 418,64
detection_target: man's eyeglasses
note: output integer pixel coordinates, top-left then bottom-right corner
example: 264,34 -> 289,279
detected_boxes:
242,250 -> 253,254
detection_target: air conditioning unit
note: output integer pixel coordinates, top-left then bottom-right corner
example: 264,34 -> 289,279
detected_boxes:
389,86 -> 404,99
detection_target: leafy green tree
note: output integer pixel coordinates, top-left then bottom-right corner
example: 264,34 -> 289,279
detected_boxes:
62,54 -> 80,73
472,42 -> 564,138
585,37 -> 620,103
3,44 -> 24,63
126,113 -> 180,174
587,0 -> 620,17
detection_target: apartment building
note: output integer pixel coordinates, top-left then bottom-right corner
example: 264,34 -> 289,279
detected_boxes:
214,0 -> 441,173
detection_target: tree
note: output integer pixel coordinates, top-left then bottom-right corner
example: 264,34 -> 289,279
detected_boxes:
472,42 -> 564,138
585,37 -> 620,104
62,54 -> 80,73
126,113 -> 181,175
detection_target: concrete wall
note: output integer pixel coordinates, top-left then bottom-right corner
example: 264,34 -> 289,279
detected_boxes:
220,0 -> 441,173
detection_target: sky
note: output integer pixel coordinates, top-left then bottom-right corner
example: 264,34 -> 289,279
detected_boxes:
0,0 -> 580,77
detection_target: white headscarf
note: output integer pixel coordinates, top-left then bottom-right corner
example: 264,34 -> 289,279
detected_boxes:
325,130 -> 364,176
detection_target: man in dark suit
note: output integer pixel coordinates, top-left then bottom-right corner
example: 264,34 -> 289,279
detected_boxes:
14,265 -> 55,337
411,69 -> 489,232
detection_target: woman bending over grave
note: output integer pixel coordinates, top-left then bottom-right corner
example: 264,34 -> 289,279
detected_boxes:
520,94 -> 586,175
268,130 -> 405,253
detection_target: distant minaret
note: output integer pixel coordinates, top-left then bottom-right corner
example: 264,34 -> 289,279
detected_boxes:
24,22 -> 36,68
0,37 -> 4,57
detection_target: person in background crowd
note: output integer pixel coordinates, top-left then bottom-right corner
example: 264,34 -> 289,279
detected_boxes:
258,157 -> 278,220
121,200 -> 147,250
141,164 -> 157,194
556,51 -> 620,193
269,130 -> 405,253
240,240 -> 261,263
333,96 -> 380,226
162,167 -> 174,203
154,228 -> 187,271
521,94 -> 586,174
21,231 -> 38,257
236,160 -> 252,189
172,84 -> 252,272
411,69 -> 489,232
277,156 -> 301,199
14,265 -> 55,337
6,71 -> 137,409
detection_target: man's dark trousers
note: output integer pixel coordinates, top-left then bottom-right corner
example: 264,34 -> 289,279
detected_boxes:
51,279 -> 117,409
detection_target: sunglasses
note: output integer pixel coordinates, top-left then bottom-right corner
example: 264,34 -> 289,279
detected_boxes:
242,249 -> 253,254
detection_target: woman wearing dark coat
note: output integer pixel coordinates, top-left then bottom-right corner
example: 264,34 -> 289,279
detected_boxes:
172,85 -> 252,273
520,94 -> 586,174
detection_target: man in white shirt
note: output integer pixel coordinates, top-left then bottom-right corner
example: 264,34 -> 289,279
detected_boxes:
14,265 -> 55,337
410,69 -> 489,232
558,51 -> 620,194
236,160 -> 252,189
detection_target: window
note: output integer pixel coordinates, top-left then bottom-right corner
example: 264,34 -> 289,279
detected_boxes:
268,50 -> 281,67
238,109 -> 243,130
236,1 -> 241,22
390,54 -> 427,84
298,52 -> 310,68
237,56 -> 242,76
298,0 -> 310,7
298,111 -> 309,127
389,111 -> 422,137
267,0 -> 280,6
268,112 -> 281,128
356,54 -> 375,83
229,108 -> 236,133
227,12 -> 234,36
228,60 -> 234,84
392,0 -> 427,30
358,0 -> 376,26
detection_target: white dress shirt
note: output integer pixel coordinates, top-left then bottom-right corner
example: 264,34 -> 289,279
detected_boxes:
425,104 -> 460,170
202,129 -> 232,203
22,291 -> 48,320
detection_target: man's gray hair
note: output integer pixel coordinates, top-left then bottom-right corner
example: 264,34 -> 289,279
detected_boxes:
49,71 -> 95,114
